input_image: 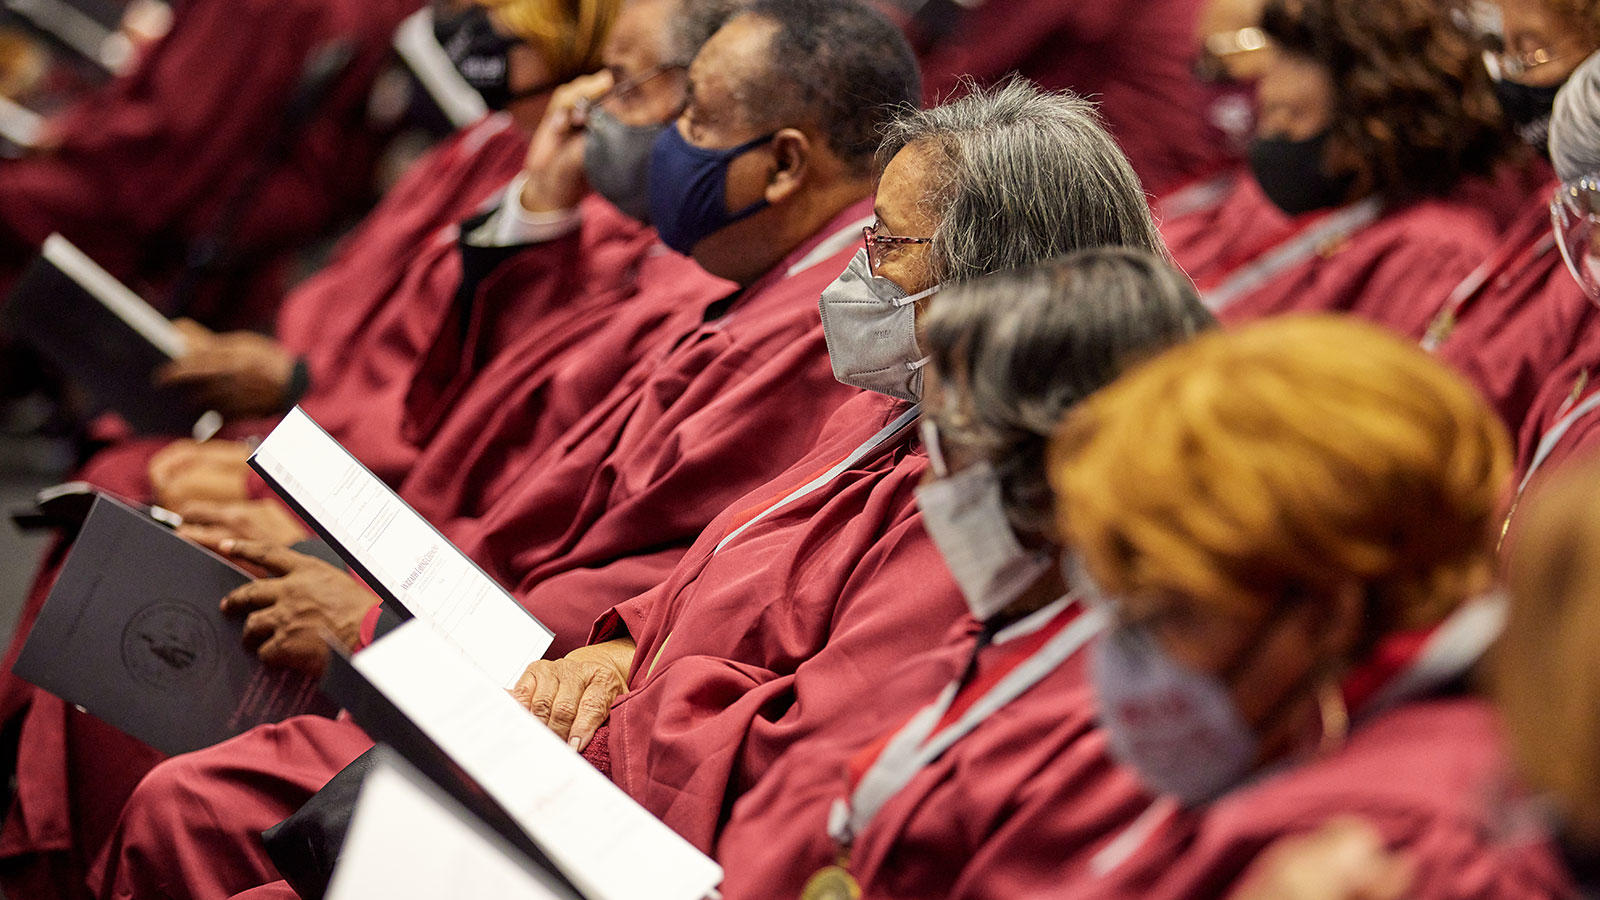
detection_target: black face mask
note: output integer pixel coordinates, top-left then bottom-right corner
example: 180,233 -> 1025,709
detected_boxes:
1248,131 -> 1356,216
434,6 -> 550,110
1493,77 -> 1563,156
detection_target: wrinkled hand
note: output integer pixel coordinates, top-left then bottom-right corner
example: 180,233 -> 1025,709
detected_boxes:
1228,818 -> 1414,900
156,319 -> 298,418
206,539 -> 374,677
148,438 -> 254,509
176,499 -> 309,546
518,72 -> 613,214
510,638 -> 636,751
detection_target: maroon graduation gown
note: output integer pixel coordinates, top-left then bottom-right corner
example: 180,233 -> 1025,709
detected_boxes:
0,0 -> 421,328
906,0 -> 1232,195
719,608 -> 1569,899
583,391 -> 966,850
1431,182 -> 1600,436
89,202 -> 875,899
1514,325 -> 1600,488
1197,189 -> 1501,340
1159,171 -> 1295,288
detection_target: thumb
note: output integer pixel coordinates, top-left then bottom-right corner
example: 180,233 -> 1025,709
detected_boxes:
171,318 -> 214,346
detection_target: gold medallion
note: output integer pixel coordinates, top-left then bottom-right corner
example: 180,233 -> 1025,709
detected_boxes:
799,865 -> 862,900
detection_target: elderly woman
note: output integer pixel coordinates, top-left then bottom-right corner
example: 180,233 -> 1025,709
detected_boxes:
715,248 -> 1214,899
1049,315 -> 1564,898
1158,0 -> 1509,339
496,79 -> 1169,856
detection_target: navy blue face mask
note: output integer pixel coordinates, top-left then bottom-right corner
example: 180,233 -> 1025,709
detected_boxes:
647,124 -> 777,255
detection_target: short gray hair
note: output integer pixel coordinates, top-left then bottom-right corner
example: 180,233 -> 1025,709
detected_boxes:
923,248 -> 1216,540
879,79 -> 1166,284
1552,50 -> 1600,183
668,0 -> 749,67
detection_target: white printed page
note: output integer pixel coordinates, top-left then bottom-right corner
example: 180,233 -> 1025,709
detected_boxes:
251,408 -> 552,686
328,753 -> 573,900
40,234 -> 187,359
357,623 -> 725,900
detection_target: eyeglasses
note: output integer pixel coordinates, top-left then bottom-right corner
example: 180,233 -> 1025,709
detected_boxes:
863,220 -> 933,272
574,62 -> 687,119
1483,45 -> 1563,80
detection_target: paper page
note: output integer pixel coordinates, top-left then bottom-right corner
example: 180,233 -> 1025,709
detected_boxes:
356,623 -> 724,900
40,234 -> 186,359
328,751 -> 575,900
0,95 -> 43,149
393,6 -> 488,128
250,408 -> 551,686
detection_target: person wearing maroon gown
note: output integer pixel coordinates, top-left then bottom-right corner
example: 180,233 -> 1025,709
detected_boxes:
484,82 -> 1181,854
0,1 -> 637,894
718,316 -> 1568,899
1160,0 -> 1508,340
887,0 -> 1233,195
1424,1 -> 1600,438
0,0 -> 420,330
706,248 -> 1214,900
90,4 -> 924,898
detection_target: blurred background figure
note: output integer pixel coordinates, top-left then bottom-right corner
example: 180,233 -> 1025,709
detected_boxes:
1498,452 -> 1600,898
873,0 -> 1236,195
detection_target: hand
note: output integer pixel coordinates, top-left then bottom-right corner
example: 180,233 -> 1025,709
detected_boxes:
176,499 -> 309,546
509,638 -> 636,751
1228,818 -> 1414,900
206,539 -> 374,677
148,439 -> 254,509
156,319 -> 299,418
518,72 -> 613,214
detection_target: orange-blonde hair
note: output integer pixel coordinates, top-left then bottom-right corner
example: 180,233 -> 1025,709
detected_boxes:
1497,453 -> 1600,847
1049,315 -> 1511,642
478,0 -> 620,83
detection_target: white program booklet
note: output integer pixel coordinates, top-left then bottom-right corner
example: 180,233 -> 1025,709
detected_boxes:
350,622 -> 724,900
328,750 -> 577,900
249,407 -> 552,687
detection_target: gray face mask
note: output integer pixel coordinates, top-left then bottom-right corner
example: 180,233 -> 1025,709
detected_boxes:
1090,623 -> 1258,806
818,249 -> 936,402
583,107 -> 667,225
916,420 -> 1053,621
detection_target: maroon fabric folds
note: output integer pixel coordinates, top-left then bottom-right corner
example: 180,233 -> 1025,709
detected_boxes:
907,0 -> 1232,195
1433,186 -> 1600,437
581,391 -> 966,851
0,0 -> 422,327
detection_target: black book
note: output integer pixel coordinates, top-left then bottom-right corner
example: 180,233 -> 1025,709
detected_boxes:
0,234 -> 205,435
12,496 -> 335,756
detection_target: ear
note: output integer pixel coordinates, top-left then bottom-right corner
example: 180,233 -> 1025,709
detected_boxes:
763,127 -> 811,206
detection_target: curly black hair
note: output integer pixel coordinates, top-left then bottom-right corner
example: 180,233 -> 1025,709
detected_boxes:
1260,0 -> 1510,202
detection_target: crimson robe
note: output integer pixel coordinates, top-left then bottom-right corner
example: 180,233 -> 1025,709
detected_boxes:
577,391 -> 966,850
1514,326 -> 1600,487
1158,171 -> 1294,287
719,608 -> 1569,899
1433,183 -> 1600,436
90,201 -> 878,899
905,0 -> 1232,195
0,0 -> 421,327
1171,179 -> 1501,339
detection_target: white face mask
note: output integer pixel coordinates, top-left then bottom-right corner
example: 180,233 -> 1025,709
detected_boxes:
915,419 -> 1052,621
818,249 -> 936,402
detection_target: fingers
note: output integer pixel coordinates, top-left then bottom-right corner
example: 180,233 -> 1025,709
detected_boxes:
241,606 -> 278,651
509,661 -> 541,708
544,672 -> 589,743
220,579 -> 282,615
171,318 -> 214,342
215,539 -> 307,576
524,667 -> 560,726
568,678 -> 616,752
176,500 -> 230,526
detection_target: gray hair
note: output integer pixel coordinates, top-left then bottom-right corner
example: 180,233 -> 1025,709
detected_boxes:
667,0 -> 749,67
1552,50 -> 1600,184
879,79 -> 1166,285
923,247 -> 1216,540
